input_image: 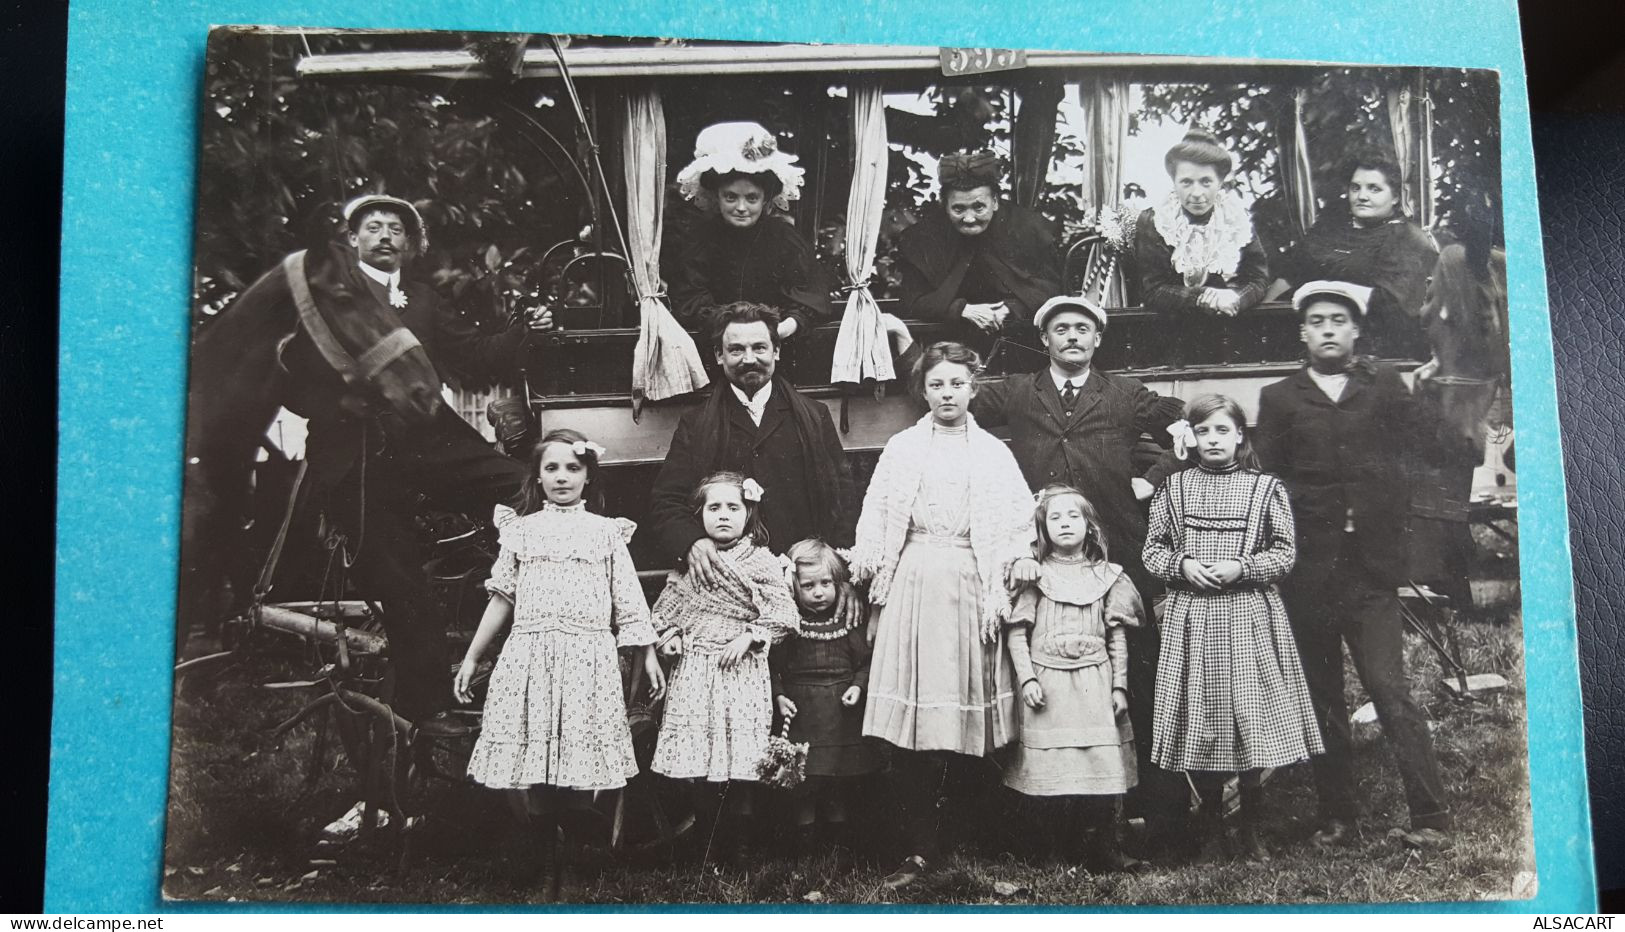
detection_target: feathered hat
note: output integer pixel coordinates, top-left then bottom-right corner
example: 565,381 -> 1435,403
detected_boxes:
676,121 -> 805,212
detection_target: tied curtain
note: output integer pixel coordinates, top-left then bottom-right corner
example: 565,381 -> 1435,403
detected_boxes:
1077,76 -> 1130,308
624,87 -> 708,411
1385,84 -> 1417,221
1386,76 -> 1438,233
1277,88 -> 1319,239
830,84 -> 895,388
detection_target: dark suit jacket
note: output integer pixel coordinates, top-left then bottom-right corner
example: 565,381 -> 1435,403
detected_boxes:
971,369 -> 1183,574
643,384 -> 856,565
1253,361 -> 1419,590
290,254 -> 530,491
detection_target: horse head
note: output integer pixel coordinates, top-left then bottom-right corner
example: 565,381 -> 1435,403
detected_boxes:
294,241 -> 444,426
1419,243 -> 1509,454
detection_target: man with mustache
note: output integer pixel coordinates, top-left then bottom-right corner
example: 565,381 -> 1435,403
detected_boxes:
643,301 -> 857,583
970,295 -> 1186,855
298,194 -> 548,726
895,151 -> 1060,350
1253,280 -> 1452,849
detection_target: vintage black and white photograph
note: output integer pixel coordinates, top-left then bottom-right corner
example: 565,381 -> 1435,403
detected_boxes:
165,27 -> 1527,906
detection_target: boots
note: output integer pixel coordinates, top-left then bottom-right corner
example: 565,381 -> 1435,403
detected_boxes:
530,818 -> 562,902
551,831 -> 585,902
1191,793 -> 1229,864
1233,784 -> 1271,862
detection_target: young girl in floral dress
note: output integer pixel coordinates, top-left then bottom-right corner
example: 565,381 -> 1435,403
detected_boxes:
651,471 -> 801,863
456,429 -> 666,901
770,538 -> 877,866
1142,394 -> 1323,862
1004,485 -> 1145,872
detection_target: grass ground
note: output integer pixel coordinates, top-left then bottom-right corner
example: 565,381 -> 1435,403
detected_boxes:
162,590 -> 1534,907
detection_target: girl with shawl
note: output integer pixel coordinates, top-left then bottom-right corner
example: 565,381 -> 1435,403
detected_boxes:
1133,129 -> 1270,364
669,121 -> 834,340
852,341 -> 1033,890
650,471 -> 802,865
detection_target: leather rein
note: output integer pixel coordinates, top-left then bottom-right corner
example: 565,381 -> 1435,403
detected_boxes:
280,250 -> 424,388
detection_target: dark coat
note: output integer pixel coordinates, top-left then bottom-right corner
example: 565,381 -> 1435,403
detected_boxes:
669,215 -> 835,336
971,369 -> 1183,575
290,257 -> 530,492
1275,212 -> 1438,360
642,383 -> 856,565
1253,361 -> 1420,590
896,201 -> 1060,323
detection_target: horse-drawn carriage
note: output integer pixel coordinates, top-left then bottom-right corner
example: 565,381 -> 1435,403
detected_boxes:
176,32 -> 1515,858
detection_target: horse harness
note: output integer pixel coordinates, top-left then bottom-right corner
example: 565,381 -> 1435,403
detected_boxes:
280,250 -> 425,387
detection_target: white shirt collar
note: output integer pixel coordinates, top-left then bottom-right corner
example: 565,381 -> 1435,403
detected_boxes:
1049,366 -> 1090,393
358,261 -> 400,289
730,380 -> 774,426
1306,367 -> 1350,402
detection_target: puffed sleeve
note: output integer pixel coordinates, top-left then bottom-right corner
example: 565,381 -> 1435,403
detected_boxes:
606,519 -> 656,648
1103,574 -> 1145,629
1239,475 -> 1297,585
484,505 -> 521,602
1141,482 -> 1187,582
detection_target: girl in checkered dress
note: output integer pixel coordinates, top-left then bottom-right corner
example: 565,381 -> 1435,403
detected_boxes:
1142,394 -> 1323,861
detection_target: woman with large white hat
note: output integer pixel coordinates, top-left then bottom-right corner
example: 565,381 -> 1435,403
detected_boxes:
669,121 -> 833,341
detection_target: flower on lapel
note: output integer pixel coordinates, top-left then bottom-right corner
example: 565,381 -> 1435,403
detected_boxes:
740,478 -> 765,503
388,285 -> 409,309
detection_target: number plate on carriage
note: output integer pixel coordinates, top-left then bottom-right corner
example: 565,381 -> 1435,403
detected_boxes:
939,47 -> 1026,76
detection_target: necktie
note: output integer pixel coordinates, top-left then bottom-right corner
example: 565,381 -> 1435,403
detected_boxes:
1061,380 -> 1078,412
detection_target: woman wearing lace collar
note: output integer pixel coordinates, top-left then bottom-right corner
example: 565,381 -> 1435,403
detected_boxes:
1132,129 -> 1270,365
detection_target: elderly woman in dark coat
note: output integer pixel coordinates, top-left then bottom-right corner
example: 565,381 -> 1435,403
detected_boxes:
1133,129 -> 1270,364
895,151 -> 1061,351
1268,146 -> 1438,360
669,121 -> 834,341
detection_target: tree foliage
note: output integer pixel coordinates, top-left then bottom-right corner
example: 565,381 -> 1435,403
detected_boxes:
195,30 -> 591,323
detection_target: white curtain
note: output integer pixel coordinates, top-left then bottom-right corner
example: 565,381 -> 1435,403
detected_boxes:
1078,76 -> 1128,215
624,87 -> 708,409
1386,85 -> 1416,220
1281,88 -> 1318,236
1078,76 -> 1130,307
830,85 -> 894,387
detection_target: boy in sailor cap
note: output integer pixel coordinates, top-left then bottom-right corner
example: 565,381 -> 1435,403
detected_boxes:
1253,279 -> 1454,848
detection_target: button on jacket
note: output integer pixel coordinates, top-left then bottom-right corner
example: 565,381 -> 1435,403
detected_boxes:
971,369 -> 1183,576
1253,360 -> 1420,590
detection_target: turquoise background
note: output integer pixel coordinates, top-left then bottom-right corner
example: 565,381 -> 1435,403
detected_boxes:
52,0 -> 1594,912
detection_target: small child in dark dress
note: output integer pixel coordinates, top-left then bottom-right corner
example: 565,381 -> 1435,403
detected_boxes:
770,539 -> 879,864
